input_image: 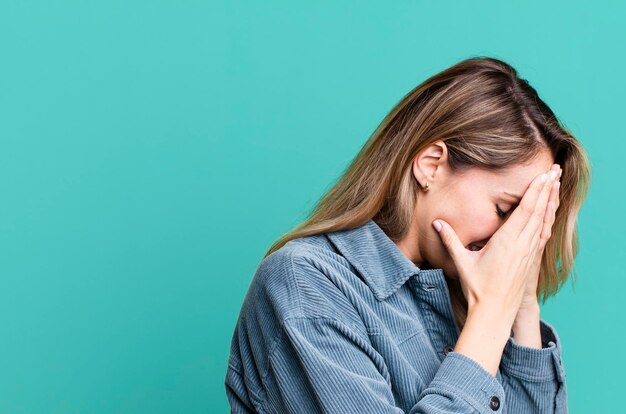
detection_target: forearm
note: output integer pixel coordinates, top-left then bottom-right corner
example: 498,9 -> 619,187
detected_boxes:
511,301 -> 542,348
453,305 -> 513,377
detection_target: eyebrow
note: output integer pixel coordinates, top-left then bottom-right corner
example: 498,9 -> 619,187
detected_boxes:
503,191 -> 523,202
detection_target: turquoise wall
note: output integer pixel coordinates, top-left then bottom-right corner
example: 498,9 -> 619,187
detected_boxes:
1,1 -> 623,412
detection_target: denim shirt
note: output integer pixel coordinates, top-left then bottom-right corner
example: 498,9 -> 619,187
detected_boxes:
225,219 -> 568,413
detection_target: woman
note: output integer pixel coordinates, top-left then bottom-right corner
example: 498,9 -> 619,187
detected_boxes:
225,56 -> 590,413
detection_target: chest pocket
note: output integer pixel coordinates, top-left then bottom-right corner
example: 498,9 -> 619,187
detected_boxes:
364,298 -> 429,351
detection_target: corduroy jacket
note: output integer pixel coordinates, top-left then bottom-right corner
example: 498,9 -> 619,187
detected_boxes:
225,219 -> 568,413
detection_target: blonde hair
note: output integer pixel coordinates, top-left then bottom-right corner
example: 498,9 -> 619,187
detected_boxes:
263,56 -> 591,330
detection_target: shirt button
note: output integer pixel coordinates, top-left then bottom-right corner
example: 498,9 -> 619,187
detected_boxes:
443,345 -> 454,355
489,396 -> 500,410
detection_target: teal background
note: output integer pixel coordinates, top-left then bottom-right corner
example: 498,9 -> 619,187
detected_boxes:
0,1 -> 623,412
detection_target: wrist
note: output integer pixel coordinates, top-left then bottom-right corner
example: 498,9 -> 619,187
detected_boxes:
467,303 -> 516,339
516,297 -> 540,319
511,303 -> 542,348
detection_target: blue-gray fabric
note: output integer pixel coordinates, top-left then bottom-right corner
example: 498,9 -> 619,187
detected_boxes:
225,219 -> 568,413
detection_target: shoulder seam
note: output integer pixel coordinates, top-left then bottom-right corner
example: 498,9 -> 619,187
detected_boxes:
288,246 -> 305,319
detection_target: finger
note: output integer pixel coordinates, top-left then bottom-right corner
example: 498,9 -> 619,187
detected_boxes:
520,167 -> 559,248
539,180 -> 559,246
555,168 -> 562,211
550,169 -> 561,210
544,170 -> 561,222
540,166 -> 562,247
498,168 -> 552,240
432,219 -> 466,263
542,168 -> 561,222
531,166 -> 560,259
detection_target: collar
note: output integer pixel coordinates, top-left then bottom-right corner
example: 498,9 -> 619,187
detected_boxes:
326,219 -> 442,301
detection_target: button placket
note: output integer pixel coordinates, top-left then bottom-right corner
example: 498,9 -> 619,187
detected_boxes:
410,274 -> 441,354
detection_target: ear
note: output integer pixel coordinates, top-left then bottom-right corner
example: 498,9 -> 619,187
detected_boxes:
412,140 -> 448,188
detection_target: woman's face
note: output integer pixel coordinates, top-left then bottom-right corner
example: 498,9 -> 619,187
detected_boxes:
409,141 -> 555,280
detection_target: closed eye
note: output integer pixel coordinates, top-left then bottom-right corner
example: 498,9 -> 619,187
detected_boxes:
496,204 -> 509,219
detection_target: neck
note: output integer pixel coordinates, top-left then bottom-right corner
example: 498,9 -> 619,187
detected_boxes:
394,220 -> 425,268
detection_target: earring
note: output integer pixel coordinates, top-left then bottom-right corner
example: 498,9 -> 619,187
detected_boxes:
423,181 -> 430,192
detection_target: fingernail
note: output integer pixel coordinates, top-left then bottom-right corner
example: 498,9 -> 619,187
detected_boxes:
432,220 -> 442,232
549,170 -> 558,180
541,173 -> 547,182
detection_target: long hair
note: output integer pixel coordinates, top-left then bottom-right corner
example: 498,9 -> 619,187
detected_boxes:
262,56 -> 591,330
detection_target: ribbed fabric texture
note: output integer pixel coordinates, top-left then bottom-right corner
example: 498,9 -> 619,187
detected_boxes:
225,219 -> 568,413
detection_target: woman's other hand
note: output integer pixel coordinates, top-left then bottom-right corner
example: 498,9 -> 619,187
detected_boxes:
511,165 -> 561,348
518,165 -> 562,310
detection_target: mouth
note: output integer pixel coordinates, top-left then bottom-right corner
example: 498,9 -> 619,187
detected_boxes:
466,243 -> 483,252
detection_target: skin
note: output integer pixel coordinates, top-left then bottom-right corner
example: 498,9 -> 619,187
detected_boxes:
395,139 -> 561,365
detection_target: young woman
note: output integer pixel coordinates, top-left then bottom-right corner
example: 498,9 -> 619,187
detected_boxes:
225,56 -> 590,413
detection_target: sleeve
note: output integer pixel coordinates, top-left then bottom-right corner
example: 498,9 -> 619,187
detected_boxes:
498,319 -> 568,413
264,315 -> 510,413
225,364 -> 257,414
